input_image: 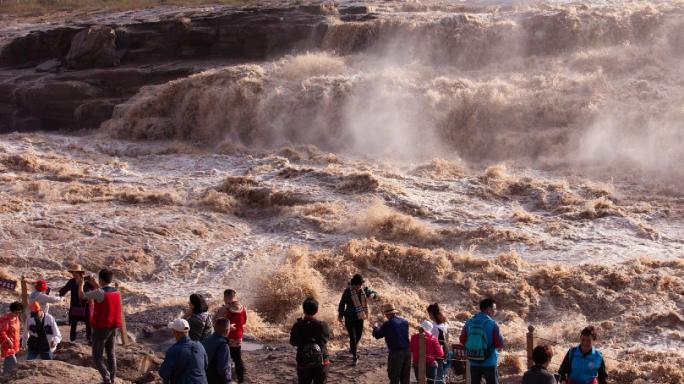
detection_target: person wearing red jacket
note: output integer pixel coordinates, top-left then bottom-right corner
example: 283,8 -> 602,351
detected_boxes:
215,289 -> 247,383
77,269 -> 122,384
0,302 -> 23,376
410,321 -> 444,383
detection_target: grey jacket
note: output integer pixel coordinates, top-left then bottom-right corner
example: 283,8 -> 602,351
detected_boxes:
522,365 -> 557,384
186,312 -> 214,342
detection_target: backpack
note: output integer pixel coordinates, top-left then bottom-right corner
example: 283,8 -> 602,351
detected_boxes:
301,338 -> 324,367
464,319 -> 491,361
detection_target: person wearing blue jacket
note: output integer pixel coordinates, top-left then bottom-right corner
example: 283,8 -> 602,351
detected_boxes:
202,318 -> 232,384
372,303 -> 410,384
558,326 -> 607,384
160,318 -> 209,384
459,298 -> 504,384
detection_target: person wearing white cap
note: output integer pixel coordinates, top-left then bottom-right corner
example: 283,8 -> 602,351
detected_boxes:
159,318 -> 209,384
410,320 -> 444,383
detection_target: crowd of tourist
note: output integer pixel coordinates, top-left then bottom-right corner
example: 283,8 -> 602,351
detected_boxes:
0,269 -> 608,384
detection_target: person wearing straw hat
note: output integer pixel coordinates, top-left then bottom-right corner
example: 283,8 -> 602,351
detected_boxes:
372,303 -> 410,384
29,278 -> 63,315
410,320 -> 444,383
23,301 -> 62,360
160,318 -> 209,384
59,264 -> 95,343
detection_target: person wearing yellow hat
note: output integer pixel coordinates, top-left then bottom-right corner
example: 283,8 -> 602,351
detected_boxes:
23,301 -> 62,360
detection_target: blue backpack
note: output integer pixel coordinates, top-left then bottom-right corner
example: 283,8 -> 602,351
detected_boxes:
464,319 -> 492,361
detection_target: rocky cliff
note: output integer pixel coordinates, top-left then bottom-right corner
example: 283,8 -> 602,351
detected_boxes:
0,2 -> 378,132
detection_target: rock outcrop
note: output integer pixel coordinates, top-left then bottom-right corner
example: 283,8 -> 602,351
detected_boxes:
0,64 -> 193,132
9,360 -> 134,384
0,4 -> 381,132
53,341 -> 163,383
66,26 -> 120,69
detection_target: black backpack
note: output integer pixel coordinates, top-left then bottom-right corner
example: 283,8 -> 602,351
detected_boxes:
301,338 -> 324,367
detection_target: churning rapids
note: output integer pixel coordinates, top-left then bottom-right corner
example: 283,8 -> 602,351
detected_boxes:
0,0 -> 683,382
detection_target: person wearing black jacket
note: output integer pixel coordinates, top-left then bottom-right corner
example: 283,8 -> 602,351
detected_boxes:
337,274 -> 378,365
59,265 -> 94,343
522,345 -> 557,384
290,298 -> 330,384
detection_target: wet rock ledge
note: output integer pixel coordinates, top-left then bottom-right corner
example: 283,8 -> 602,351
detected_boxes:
0,3 -> 378,132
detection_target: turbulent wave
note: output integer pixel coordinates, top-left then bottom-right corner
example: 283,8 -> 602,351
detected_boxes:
103,1 -> 684,178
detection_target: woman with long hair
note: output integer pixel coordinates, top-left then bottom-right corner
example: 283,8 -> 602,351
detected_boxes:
427,303 -> 450,384
185,293 -> 213,342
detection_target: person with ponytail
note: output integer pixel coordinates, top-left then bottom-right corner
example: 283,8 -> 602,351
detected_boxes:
427,303 -> 450,384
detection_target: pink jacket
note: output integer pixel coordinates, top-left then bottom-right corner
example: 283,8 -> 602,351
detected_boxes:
410,332 -> 444,366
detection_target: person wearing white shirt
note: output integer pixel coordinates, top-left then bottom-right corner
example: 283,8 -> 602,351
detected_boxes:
30,279 -> 63,315
23,301 -> 62,360
428,303 -> 450,384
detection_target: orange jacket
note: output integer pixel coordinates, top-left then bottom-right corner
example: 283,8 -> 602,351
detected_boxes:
0,313 -> 20,357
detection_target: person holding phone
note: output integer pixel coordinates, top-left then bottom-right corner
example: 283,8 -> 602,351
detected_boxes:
59,264 -> 94,343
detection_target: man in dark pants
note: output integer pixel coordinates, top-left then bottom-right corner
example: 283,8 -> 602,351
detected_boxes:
460,298 -> 504,384
372,303 -> 410,384
202,318 -> 231,384
290,297 -> 330,384
522,345 -> 557,384
215,289 -> 247,383
78,269 -> 121,384
337,274 -> 378,365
